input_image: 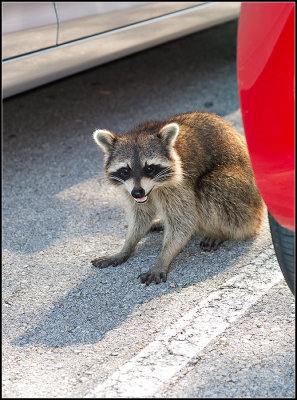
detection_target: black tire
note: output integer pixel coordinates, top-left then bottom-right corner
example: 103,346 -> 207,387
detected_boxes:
268,211 -> 295,295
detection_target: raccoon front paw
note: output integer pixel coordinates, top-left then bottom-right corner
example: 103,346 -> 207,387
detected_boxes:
91,255 -> 128,269
200,237 -> 223,251
138,270 -> 167,285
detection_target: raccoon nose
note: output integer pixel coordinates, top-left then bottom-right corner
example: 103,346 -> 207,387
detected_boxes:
131,187 -> 145,198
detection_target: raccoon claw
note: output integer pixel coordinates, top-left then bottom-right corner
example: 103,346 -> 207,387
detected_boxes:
91,256 -> 126,269
91,257 -> 113,268
200,237 -> 223,251
138,271 -> 167,285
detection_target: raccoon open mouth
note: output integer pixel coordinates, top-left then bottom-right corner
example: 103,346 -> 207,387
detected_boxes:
133,189 -> 151,203
134,196 -> 148,203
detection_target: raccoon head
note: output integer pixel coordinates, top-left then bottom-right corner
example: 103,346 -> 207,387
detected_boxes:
93,123 -> 181,203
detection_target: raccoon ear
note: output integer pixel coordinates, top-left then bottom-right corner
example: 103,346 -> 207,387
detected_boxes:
158,123 -> 179,148
93,129 -> 117,153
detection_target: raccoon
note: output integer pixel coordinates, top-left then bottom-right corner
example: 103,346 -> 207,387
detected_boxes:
91,111 -> 264,285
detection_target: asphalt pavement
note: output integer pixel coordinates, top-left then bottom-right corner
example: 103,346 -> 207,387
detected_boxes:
2,20 -> 295,398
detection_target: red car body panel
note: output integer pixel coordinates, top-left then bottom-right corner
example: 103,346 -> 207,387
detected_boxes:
237,2 -> 295,231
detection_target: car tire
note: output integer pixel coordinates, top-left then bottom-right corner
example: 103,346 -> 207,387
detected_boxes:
268,212 -> 295,295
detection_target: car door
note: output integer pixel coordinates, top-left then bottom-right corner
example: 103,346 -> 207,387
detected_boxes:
55,2 -> 203,44
2,2 -> 58,60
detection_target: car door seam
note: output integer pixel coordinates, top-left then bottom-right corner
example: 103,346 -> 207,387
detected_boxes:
53,2 -> 60,45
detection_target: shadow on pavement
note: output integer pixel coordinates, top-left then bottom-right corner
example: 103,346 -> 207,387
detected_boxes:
12,233 -> 255,348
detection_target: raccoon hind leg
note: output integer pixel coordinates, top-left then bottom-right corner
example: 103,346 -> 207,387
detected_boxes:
200,236 -> 223,251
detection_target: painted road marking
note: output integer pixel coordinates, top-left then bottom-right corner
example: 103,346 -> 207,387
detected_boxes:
85,245 -> 283,398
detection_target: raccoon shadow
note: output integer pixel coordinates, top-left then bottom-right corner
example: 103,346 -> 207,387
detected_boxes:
135,229 -> 257,286
12,229 -> 256,349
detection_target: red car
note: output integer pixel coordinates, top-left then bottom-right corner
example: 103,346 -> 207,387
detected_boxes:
237,2 -> 295,295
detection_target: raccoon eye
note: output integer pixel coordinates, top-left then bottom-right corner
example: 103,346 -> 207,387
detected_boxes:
144,164 -> 156,176
118,167 -> 130,179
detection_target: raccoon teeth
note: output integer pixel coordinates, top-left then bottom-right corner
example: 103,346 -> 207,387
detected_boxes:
135,196 -> 148,203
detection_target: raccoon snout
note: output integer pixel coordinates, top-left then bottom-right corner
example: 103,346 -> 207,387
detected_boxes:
131,187 -> 145,198
131,187 -> 148,203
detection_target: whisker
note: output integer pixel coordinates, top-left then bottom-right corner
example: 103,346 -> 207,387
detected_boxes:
110,175 -> 125,184
153,167 -> 173,181
153,172 -> 174,181
154,172 -> 172,180
156,167 -> 172,175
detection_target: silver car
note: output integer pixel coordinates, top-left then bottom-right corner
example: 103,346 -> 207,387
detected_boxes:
2,2 -> 240,98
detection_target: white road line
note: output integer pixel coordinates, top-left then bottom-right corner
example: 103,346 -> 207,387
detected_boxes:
85,245 -> 283,398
